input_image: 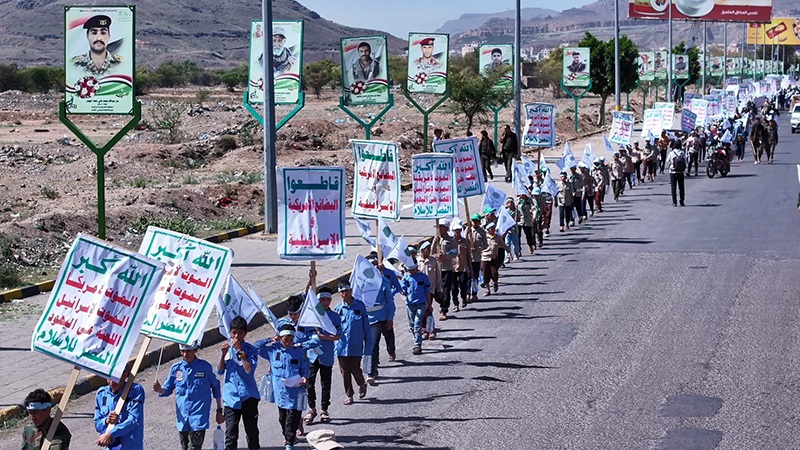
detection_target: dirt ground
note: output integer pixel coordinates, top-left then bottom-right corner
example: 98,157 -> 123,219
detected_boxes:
0,85 -> 619,287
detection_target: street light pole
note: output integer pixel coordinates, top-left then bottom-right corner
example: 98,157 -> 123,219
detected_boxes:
614,0 -> 621,110
702,21 -> 707,94
668,0 -> 673,102
514,0 -> 521,158
262,0 -> 278,233
723,23 -> 728,84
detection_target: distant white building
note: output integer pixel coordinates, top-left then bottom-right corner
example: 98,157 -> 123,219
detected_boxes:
461,42 -> 479,57
537,48 -> 552,60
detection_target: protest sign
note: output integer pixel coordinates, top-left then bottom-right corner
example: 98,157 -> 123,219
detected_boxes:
704,95 -> 722,119
609,111 -> 634,145
277,166 -> 347,260
683,93 -> 702,111
248,20 -> 304,105
690,99 -> 709,126
412,153 -> 457,219
32,234 -> 164,381
681,109 -> 697,132
523,103 -> 556,147
433,136 -> 485,197
641,109 -> 663,138
352,140 -> 400,220
138,227 -> 232,345
653,102 -> 675,129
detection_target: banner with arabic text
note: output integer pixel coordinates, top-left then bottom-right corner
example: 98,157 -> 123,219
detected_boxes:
523,102 -> 556,147
138,227 -> 233,344
641,109 -> 663,138
352,140 -> 401,219
412,153 -> 457,219
432,136 -> 485,198
653,102 -> 675,129
32,234 -> 164,381
609,111 -> 635,145
277,166 -> 347,260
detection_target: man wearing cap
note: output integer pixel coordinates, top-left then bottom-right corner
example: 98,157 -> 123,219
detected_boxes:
351,41 -> 381,82
257,323 -> 310,450
414,37 -> 441,74
534,172 -> 554,236
568,165 -> 584,225
303,286 -> 341,425
217,316 -> 260,450
418,240 -> 441,339
468,213 -> 488,301
579,162 -> 596,219
530,187 -> 545,247
610,152 -> 624,201
22,388 -> 71,450
72,15 -> 122,76
400,259 -> 432,355
555,171 -> 574,232
483,47 -> 506,72
334,282 -> 372,405
591,160 -> 605,213
450,220 -> 472,309
94,366 -> 145,450
153,341 -> 224,450
364,256 -> 397,384
481,222 -> 508,295
431,220 -> 455,321
272,26 -> 297,75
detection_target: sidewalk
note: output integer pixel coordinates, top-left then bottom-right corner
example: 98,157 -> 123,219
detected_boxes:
0,129 -> 619,419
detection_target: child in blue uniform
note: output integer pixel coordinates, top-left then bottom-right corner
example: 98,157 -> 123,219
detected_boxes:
94,368 -> 145,450
153,341 -> 224,450
303,286 -> 341,425
256,323 -> 310,450
216,316 -> 260,450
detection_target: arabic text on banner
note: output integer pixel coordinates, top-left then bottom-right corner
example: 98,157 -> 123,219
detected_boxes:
31,234 -> 165,381
432,136 -> 486,198
412,153 -> 457,219
653,102 -> 675,129
690,99 -> 709,126
683,93 -> 702,111
681,109 -> 697,133
704,95 -> 722,119
277,166 -> 347,260
138,227 -> 233,345
609,111 -> 634,145
352,140 -> 401,220
523,103 -> 556,147
641,109 -> 663,138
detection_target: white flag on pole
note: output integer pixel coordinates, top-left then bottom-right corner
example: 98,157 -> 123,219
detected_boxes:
386,235 -> 416,268
297,289 -> 337,335
246,285 -> 280,334
216,275 -> 259,339
497,207 -> 516,234
353,217 -> 376,247
482,184 -> 508,213
349,255 -> 383,308
376,217 -> 398,254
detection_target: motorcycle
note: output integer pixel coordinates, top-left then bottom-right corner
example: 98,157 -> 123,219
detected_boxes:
706,145 -> 731,178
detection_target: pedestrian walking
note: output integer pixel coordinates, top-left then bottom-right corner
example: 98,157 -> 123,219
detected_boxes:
303,287 -> 341,426
153,341 -> 224,450
555,171 -> 574,232
766,115 -> 778,164
516,193 -> 536,254
579,162 -> 595,218
469,213 -> 488,301
217,316 -> 260,450
418,241 -> 441,340
22,389 -> 71,450
365,256 -> 396,383
333,282 -> 372,405
610,153 -> 624,201
502,198 -> 521,259
478,130 -> 496,181
500,125 -> 518,182
449,219 -> 471,309
481,222 -> 508,295
400,260 -> 432,355
592,160 -> 605,213
431,220 -> 455,321
668,145 -> 686,207
658,130 -> 670,173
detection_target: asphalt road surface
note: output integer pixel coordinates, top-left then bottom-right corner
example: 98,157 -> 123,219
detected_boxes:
1,116 -> 799,450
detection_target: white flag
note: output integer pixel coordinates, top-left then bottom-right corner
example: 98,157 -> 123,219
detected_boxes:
376,217 -> 397,254
297,289 -> 337,335
349,254 -> 383,308
497,207 -> 516,234
482,184 -> 508,213
543,171 -> 559,198
603,134 -> 615,154
246,285 -> 279,334
386,235 -> 416,268
353,217 -> 376,247
216,275 -> 259,339
511,160 -> 529,196
582,144 -> 595,167
520,156 -> 537,178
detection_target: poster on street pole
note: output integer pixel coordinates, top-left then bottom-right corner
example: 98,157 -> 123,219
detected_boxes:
637,51 -> 655,81
352,140 -> 401,219
562,47 -> 591,87
138,227 -> 233,344
433,136 -> 485,197
32,234 -> 164,381
523,102 -> 556,147
64,6 -> 135,115
654,51 -> 668,80
412,153 -> 457,219
673,54 -> 690,79
479,44 -> 513,90
248,20 -> 304,105
277,166 -> 347,260
341,36 -> 389,105
407,33 -> 449,94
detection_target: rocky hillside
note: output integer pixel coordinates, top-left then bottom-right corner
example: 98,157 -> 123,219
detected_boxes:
1,0 -> 405,68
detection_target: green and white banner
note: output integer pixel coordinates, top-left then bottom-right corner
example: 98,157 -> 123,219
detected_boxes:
248,20 -> 303,105
352,140 -> 400,219
673,54 -> 689,80
479,44 -> 513,90
407,33 -> 449,94
341,36 -> 389,105
64,6 -> 135,115
637,51 -> 655,82
563,47 -> 590,87
32,234 -> 164,381
412,153 -> 457,219
139,227 -> 233,345
654,51 -> 668,80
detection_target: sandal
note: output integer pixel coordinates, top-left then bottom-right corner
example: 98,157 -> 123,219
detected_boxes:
320,411 -> 331,423
303,410 -> 316,425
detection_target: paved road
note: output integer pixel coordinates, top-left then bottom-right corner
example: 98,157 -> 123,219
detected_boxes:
2,117 -> 799,449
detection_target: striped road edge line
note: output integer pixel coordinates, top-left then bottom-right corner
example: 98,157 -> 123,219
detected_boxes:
0,234 -> 434,422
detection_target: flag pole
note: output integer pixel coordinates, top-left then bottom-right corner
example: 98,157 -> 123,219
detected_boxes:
375,219 -> 383,265
309,261 -> 317,292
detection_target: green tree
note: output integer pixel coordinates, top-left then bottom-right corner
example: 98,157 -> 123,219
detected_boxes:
447,67 -> 512,133
21,67 -> 61,93
579,32 -> 640,126
304,60 -> 337,98
450,48 -> 479,75
535,47 -> 565,99
0,64 -> 24,92
671,41 -> 700,99
388,55 -> 408,89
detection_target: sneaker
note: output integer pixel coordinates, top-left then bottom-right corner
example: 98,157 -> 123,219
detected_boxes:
422,332 -> 430,340
439,313 -> 447,321
343,397 -> 354,405
680,201 -> 685,206
358,384 -> 368,399
559,226 -> 564,232
493,284 -> 498,293
544,229 -> 550,237
387,353 -> 396,362
286,445 -> 295,450
412,346 -> 422,355
366,376 -> 376,385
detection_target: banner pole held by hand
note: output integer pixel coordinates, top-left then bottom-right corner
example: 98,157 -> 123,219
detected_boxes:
41,366 -> 81,450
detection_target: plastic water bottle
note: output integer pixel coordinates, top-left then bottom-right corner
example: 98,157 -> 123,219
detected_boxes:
213,425 -> 224,450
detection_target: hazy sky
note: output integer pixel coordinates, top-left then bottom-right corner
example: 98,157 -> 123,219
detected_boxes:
298,0 -> 595,37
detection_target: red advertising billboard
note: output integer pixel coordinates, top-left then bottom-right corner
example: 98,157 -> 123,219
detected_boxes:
629,0 -> 772,23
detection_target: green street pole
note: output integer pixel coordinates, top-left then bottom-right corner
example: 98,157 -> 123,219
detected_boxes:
338,94 -> 395,139
675,78 -> 690,105
243,91 -> 306,131
560,79 -> 593,133
59,101 -> 141,239
404,88 -> 449,151
485,96 -> 513,148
